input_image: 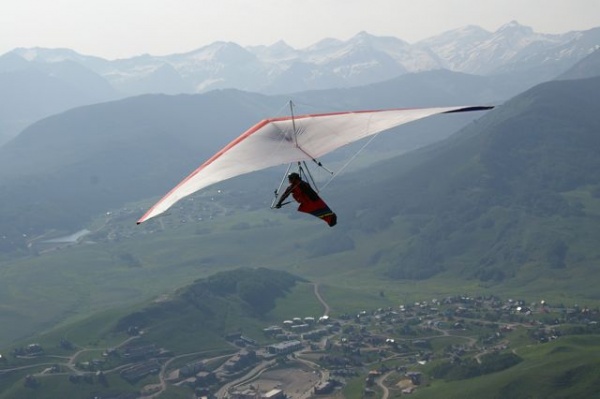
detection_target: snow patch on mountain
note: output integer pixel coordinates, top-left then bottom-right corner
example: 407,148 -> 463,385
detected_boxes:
5,22 -> 599,95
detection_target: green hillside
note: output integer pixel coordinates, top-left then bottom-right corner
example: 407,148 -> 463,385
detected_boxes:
3,269 -> 600,399
412,336 -> 600,399
0,268 -> 312,399
332,76 -> 600,291
113,267 -> 305,350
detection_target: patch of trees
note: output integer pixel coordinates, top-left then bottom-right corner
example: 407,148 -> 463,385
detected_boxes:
184,267 -> 304,315
552,364 -> 595,390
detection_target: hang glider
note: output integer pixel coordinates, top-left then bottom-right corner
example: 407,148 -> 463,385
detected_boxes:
137,104 -> 493,224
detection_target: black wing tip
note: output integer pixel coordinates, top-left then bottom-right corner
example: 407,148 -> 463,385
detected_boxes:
444,105 -> 495,114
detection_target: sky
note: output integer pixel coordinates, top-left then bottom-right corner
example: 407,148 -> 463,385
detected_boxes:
2,0 -> 599,60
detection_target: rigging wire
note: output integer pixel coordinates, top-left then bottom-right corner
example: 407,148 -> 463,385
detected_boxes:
272,100 -> 380,198
319,114 -> 379,191
319,131 -> 381,191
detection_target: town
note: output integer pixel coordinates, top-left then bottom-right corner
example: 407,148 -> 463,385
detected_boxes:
2,293 -> 599,399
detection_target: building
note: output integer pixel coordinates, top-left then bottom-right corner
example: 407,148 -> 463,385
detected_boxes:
406,371 -> 422,385
223,350 -> 257,372
314,380 -> 335,395
263,326 -> 283,336
262,388 -> 284,399
229,388 -> 260,399
291,324 -> 310,332
302,329 -> 328,340
266,340 -> 303,355
179,361 -> 205,378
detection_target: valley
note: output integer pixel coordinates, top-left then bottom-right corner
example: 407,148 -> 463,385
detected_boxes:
2,281 -> 599,399
0,21 -> 599,399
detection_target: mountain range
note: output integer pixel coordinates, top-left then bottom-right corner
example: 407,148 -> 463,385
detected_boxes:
8,21 -> 599,95
1,21 -> 598,144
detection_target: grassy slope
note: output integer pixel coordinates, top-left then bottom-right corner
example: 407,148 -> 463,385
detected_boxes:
3,228 -> 600,399
3,196 -> 600,348
412,336 -> 600,399
0,268 -> 314,399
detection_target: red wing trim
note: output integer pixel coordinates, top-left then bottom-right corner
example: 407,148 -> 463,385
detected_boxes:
137,119 -> 271,224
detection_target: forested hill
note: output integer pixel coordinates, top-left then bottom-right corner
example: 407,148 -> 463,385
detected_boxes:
115,268 -> 304,335
333,75 -> 600,283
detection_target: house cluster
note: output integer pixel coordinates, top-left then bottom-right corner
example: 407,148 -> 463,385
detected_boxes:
266,340 -> 303,355
167,349 -> 262,394
7,293 -> 600,399
98,342 -> 170,383
166,359 -> 217,391
347,295 -> 600,333
263,315 -> 338,344
11,343 -> 44,357
222,349 -> 258,374
162,298 -> 599,397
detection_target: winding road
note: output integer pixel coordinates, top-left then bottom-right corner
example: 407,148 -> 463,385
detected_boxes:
376,371 -> 392,399
313,283 -> 330,316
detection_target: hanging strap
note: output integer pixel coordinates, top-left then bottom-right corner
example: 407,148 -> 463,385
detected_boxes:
300,161 -> 320,193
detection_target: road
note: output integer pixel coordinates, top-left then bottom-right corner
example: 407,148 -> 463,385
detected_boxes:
313,283 -> 330,316
140,351 -> 233,399
376,371 -> 392,399
0,279 -> 370,398
215,359 -> 278,399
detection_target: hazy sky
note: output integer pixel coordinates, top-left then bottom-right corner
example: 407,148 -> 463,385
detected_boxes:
2,0 -> 599,59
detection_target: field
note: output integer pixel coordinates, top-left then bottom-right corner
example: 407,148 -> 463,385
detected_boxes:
3,200 -> 600,349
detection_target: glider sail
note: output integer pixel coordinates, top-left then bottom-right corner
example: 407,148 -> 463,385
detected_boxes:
137,105 -> 493,224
